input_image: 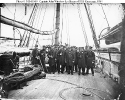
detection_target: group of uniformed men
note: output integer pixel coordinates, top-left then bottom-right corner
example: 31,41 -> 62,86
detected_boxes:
31,44 -> 95,76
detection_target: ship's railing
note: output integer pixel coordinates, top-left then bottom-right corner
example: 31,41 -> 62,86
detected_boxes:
19,53 -> 31,65
0,49 -> 31,74
95,50 -> 120,84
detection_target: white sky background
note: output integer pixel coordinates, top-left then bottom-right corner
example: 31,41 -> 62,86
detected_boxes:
1,3 -> 124,48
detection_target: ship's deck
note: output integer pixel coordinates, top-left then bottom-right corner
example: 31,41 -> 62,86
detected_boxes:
8,71 -> 119,100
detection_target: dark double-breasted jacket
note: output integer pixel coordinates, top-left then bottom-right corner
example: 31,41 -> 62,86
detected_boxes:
31,48 -> 39,64
85,50 -> 95,67
65,50 -> 74,66
77,51 -> 86,68
48,49 -> 56,66
39,49 -> 46,61
57,49 -> 66,65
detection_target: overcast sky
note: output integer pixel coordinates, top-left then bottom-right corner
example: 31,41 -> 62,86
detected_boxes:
1,3 -> 124,48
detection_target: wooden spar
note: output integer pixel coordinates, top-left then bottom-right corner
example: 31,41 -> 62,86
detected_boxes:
25,4 -> 27,15
0,15 -> 55,35
0,36 -> 20,40
84,4 -> 99,49
118,4 -> 125,100
55,3 -> 60,45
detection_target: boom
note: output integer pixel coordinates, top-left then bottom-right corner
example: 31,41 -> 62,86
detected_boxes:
0,15 -> 56,35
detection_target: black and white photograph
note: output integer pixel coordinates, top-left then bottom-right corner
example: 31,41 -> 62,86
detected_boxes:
0,1 -> 125,100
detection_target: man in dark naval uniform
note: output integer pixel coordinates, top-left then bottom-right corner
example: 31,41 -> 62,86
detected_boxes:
31,44 -> 40,65
65,47 -> 75,75
56,46 -> 61,74
58,46 -> 66,74
85,46 -> 95,76
39,46 -> 48,73
48,46 -> 56,74
74,47 -> 78,72
13,51 -> 19,69
77,47 -> 86,75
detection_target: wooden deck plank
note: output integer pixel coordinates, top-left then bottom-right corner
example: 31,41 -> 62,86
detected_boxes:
22,79 -> 49,99
50,73 -> 74,100
54,74 -> 75,100
8,72 -> 118,100
9,79 -> 48,99
86,75 -> 102,100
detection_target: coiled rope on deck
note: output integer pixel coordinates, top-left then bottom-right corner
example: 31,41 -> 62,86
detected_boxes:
46,77 -> 113,100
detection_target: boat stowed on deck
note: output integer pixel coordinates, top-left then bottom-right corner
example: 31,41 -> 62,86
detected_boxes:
7,70 -> 119,100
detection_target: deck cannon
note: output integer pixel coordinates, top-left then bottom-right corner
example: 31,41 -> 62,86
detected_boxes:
0,49 -> 46,98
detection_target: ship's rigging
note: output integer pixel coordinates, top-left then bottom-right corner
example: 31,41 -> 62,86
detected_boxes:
0,3 -> 124,100
0,3 -> 57,48
1,3 -> 120,48
84,4 -> 99,49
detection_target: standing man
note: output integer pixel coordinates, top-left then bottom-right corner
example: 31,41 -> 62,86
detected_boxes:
66,47 -> 75,75
54,45 -> 58,72
77,47 -> 86,75
31,44 -> 40,65
73,47 -> 78,72
85,46 -> 95,76
39,46 -> 47,73
48,46 -> 56,74
13,51 -> 19,69
65,46 -> 69,73
56,46 -> 61,74
58,46 -> 66,74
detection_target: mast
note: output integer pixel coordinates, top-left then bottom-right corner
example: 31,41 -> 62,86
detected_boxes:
55,3 -> 60,45
84,4 -> 99,49
0,7 -> 1,37
118,4 -> 125,100
77,4 -> 89,47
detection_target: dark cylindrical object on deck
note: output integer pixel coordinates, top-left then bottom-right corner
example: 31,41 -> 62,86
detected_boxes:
0,54 -> 13,75
0,56 -> 2,71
